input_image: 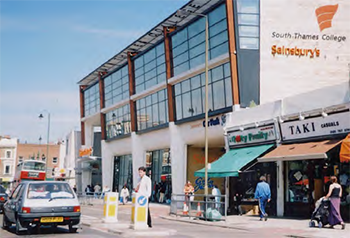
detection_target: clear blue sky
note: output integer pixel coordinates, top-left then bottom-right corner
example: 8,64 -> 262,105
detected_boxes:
0,0 -> 187,144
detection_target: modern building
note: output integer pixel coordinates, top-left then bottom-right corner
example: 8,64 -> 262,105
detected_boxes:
0,136 -> 18,190
77,0 -> 350,206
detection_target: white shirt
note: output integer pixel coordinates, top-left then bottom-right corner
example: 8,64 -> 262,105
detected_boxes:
137,175 -> 152,198
121,188 -> 129,197
212,187 -> 221,196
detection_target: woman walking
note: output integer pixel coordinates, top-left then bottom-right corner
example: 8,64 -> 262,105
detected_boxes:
325,176 -> 345,229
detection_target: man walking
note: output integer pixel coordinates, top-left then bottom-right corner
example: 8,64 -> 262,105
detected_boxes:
254,176 -> 271,221
137,166 -> 152,228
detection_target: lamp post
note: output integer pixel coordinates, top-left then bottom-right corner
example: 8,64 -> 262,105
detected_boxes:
39,111 -> 50,179
177,10 -> 209,196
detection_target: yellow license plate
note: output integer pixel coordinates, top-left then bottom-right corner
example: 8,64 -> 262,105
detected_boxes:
40,217 -> 64,223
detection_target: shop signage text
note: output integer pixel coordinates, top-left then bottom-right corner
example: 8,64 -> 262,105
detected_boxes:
280,111 -> 350,140
227,125 -> 276,146
194,177 -> 214,192
79,147 -> 93,157
190,114 -> 226,129
271,45 -> 320,58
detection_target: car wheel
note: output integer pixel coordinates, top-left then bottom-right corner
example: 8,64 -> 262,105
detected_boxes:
2,214 -> 10,230
68,224 -> 78,233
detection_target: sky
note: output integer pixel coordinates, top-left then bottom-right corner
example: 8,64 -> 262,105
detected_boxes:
0,0 -> 187,144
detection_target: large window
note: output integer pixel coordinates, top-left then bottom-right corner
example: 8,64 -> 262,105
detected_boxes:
105,104 -> 131,139
84,83 -> 100,117
136,89 -> 168,131
146,149 -> 172,203
236,0 -> 260,49
174,63 -> 232,120
171,4 -> 228,76
113,154 -> 133,193
104,65 -> 129,108
134,43 -> 166,94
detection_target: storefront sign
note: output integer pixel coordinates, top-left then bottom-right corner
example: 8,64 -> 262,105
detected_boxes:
190,114 -> 226,129
79,147 -> 93,157
227,125 -> 276,146
280,111 -> 350,141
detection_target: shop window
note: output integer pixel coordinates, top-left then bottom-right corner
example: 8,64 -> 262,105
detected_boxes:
146,149 -> 172,203
113,154 -> 133,193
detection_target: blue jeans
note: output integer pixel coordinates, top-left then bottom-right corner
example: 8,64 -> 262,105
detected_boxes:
258,198 -> 268,218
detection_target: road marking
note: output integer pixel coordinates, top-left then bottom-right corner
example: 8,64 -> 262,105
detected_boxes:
82,214 -> 99,220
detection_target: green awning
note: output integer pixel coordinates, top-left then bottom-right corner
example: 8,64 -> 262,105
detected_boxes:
194,144 -> 274,178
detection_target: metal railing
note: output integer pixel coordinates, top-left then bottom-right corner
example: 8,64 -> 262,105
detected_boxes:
76,192 -> 104,205
170,193 -> 227,222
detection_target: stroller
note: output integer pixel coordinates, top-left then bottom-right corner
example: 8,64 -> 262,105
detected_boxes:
309,197 -> 330,228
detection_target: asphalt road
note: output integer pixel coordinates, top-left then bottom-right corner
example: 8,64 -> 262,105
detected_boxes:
0,214 -> 116,238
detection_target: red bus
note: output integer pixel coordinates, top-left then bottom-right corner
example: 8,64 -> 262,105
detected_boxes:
14,160 -> 46,183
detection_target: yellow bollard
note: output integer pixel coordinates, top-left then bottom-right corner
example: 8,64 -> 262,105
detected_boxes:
103,192 -> 119,223
130,193 -> 148,230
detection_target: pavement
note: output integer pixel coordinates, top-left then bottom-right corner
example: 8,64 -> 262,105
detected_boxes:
81,201 -> 349,238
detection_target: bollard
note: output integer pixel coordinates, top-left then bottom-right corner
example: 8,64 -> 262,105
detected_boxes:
131,193 -> 148,230
103,192 -> 119,223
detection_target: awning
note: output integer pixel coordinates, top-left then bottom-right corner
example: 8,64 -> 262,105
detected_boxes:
194,144 -> 274,178
340,134 -> 350,163
258,139 -> 342,162
77,156 -> 100,163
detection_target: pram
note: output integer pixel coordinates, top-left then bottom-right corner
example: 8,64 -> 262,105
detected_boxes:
309,197 -> 330,228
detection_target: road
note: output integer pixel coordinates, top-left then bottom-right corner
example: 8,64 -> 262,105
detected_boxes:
0,214 -> 117,238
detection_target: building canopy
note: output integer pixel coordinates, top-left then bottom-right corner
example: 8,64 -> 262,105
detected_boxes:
194,144 -> 274,178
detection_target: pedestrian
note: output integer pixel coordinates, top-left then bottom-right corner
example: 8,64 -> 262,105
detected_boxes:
121,185 -> 130,205
254,176 -> 271,221
325,176 -> 345,229
212,185 -> 221,209
73,185 -> 77,193
94,184 -> 101,198
159,182 -> 166,203
136,166 -> 152,228
183,181 -> 194,205
85,185 -> 92,196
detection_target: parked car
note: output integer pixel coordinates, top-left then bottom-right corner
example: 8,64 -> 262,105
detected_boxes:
2,181 -> 81,234
0,185 -> 9,214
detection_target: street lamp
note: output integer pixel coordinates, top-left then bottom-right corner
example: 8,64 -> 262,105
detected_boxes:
39,111 -> 50,179
177,10 -> 209,196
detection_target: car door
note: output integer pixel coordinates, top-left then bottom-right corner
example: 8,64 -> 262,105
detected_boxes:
4,184 -> 23,222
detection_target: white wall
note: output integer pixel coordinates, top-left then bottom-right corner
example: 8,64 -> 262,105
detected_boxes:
260,0 -> 350,103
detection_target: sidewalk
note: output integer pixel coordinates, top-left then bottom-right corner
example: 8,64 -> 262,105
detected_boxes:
81,203 -> 176,237
160,213 -> 349,238
81,202 -> 349,238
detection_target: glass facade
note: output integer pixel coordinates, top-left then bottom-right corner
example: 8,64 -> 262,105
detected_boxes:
174,63 -> 232,120
104,65 -> 129,108
84,83 -> 100,117
146,149 -> 172,203
134,43 -> 166,94
171,4 -> 229,76
113,154 -> 133,193
105,104 -> 131,139
136,89 -> 168,131
236,0 -> 260,49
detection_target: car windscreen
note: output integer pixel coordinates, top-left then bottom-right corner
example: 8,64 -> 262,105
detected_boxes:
27,183 -> 74,199
0,185 -> 6,193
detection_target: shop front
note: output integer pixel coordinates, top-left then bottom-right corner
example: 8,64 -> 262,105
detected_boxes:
195,123 -> 278,216
259,110 -> 350,220
146,149 -> 172,204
